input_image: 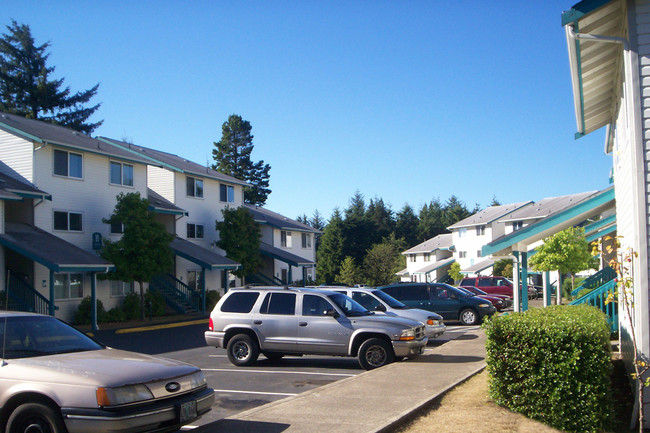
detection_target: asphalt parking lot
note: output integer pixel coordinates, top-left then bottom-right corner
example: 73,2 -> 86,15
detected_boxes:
103,324 -> 481,431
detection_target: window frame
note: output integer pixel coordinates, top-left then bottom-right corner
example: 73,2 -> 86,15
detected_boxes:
109,161 -> 134,187
110,280 -> 134,297
458,227 -> 467,238
476,225 -> 486,236
187,223 -> 205,239
281,230 -> 292,248
54,273 -> 84,300
219,184 -> 234,203
301,233 -> 312,248
53,210 -> 83,232
53,149 -> 83,179
186,176 -> 204,198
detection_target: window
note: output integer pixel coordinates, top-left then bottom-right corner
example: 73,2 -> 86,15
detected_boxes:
459,251 -> 467,259
110,280 -> 134,297
281,231 -> 292,248
432,286 -> 450,298
477,250 -> 482,258
476,225 -> 485,236
351,292 -> 382,311
260,292 -> 296,315
424,253 -> 431,262
186,176 -> 204,198
54,211 -> 82,232
54,273 -> 83,300
53,149 -> 82,178
110,221 -> 124,234
302,294 -> 334,316
187,223 -> 204,239
219,184 -> 234,202
512,221 -> 523,231
458,227 -> 467,238
109,161 -> 134,186
220,292 -> 260,313
301,233 -> 312,248
478,277 -> 492,286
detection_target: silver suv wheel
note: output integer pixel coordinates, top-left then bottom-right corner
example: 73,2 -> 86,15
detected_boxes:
226,334 -> 260,366
358,338 -> 394,370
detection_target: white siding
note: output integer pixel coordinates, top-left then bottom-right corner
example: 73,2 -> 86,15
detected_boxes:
0,131 -> 34,182
148,166 -> 175,202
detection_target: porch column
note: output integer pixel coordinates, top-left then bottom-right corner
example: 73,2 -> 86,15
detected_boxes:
201,267 -> 206,314
224,270 -> 229,293
513,252 -> 520,313
521,252 -> 529,312
91,272 -> 98,332
288,266 -> 293,285
302,267 -> 307,286
543,270 -> 551,307
49,269 -> 55,316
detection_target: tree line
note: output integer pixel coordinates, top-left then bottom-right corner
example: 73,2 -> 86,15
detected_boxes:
297,192 -> 495,286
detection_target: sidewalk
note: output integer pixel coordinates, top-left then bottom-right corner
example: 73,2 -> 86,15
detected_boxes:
192,328 -> 487,433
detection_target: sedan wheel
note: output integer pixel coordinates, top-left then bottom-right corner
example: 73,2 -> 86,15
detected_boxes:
7,403 -> 65,433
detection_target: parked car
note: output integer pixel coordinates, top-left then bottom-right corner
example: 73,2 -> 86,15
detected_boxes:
0,311 -> 214,433
378,283 -> 496,325
456,286 -> 507,311
204,286 -> 428,370
458,276 -> 537,299
459,286 -> 512,310
315,286 -> 446,339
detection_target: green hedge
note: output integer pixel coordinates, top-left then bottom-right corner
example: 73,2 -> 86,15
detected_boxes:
483,305 -> 612,432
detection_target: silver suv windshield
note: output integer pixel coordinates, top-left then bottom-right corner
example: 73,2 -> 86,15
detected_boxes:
326,293 -> 372,317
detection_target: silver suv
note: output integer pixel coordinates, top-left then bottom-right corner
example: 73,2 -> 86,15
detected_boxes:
316,286 -> 446,339
204,287 -> 427,370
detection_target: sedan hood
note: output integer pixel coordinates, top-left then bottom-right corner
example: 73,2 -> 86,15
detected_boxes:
351,315 -> 422,329
1,348 -> 198,388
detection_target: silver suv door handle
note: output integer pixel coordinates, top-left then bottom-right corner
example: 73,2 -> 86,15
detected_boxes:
254,320 -> 263,325
299,322 -> 308,327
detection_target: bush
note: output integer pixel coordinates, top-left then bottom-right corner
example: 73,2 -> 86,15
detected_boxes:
73,296 -> 106,325
145,290 -> 166,317
121,292 -> 141,320
483,305 -> 612,432
206,290 -> 222,312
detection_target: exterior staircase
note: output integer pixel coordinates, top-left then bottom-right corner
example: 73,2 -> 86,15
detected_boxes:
570,278 -> 618,333
5,275 -> 51,315
246,272 -> 283,286
149,274 -> 200,314
570,266 -> 616,297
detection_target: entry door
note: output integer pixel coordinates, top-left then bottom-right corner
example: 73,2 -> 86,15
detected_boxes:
297,294 -> 351,355
187,270 -> 201,291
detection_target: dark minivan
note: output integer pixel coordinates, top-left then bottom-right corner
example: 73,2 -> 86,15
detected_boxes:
378,283 -> 496,325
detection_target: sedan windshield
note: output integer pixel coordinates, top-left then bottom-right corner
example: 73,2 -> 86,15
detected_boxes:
371,290 -> 409,309
327,293 -> 372,317
1,316 -> 104,359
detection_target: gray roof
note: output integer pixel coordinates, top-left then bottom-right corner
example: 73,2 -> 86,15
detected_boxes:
100,137 -> 248,187
245,204 -> 321,233
448,201 -> 532,229
461,258 -> 496,274
412,257 -> 455,275
496,191 -> 598,222
170,237 -> 240,270
0,112 -> 154,166
403,234 -> 453,255
0,161 -> 50,200
0,223 -> 113,272
147,188 -> 187,215
259,242 -> 314,266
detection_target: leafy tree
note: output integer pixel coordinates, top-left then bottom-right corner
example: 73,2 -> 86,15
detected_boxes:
493,259 -> 513,278
395,204 -> 419,247
336,257 -> 361,286
362,239 -> 403,286
101,193 -> 173,319
448,262 -> 463,283
316,209 -> 345,284
0,20 -> 102,134
211,114 -> 271,205
529,227 -> 593,291
216,206 -> 263,280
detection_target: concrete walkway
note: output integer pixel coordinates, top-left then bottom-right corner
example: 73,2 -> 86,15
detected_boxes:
192,328 -> 487,433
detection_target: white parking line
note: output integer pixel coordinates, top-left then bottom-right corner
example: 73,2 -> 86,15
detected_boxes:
202,368 -> 356,377
212,389 -> 298,397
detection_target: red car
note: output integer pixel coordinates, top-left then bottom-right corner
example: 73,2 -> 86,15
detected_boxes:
460,286 -> 513,309
457,286 -> 509,311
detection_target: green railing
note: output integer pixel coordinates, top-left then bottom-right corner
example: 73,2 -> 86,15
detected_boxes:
5,276 -> 50,315
150,274 -> 200,314
246,272 -> 283,286
570,266 -> 616,297
570,279 -> 618,333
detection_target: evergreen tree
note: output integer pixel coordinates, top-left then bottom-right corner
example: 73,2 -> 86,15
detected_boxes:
336,256 -> 361,286
101,193 -> 173,319
443,195 -> 471,228
211,114 -> 271,205
0,20 -> 102,134
316,209 -> 345,284
490,195 -> 501,206
342,192 -> 377,262
310,210 -> 326,251
216,207 -> 263,280
395,204 -> 419,247
417,199 -> 446,241
367,197 -> 395,245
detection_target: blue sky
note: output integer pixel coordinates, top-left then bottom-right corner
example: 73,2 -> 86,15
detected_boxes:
3,1 -> 610,221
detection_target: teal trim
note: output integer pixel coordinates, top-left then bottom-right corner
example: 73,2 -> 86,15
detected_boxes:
586,224 -> 616,243
148,206 -> 188,216
561,0 -> 615,26
584,214 -> 616,235
47,141 -> 154,169
482,188 -> 615,257
172,249 -> 240,270
573,21 -> 587,136
57,265 -> 116,272
0,122 -> 44,144
569,278 -> 618,333
13,191 -> 52,201
521,252 -> 529,311
260,249 -> 313,267
97,137 -> 182,173
575,132 -> 586,140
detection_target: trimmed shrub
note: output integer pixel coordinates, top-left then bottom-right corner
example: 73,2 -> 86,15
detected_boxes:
145,290 -> 166,317
206,290 -> 222,312
483,305 -> 612,432
73,296 -> 107,325
121,292 -> 141,320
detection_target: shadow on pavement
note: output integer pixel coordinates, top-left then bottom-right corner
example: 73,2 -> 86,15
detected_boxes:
409,354 -> 484,364
190,419 -> 290,433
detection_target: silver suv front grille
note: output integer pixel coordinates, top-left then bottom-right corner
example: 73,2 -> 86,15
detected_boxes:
415,325 -> 425,340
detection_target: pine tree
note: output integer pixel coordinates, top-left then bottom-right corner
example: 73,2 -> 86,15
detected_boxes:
316,209 -> 345,284
211,114 -> 271,205
395,204 -> 419,247
0,20 -> 102,134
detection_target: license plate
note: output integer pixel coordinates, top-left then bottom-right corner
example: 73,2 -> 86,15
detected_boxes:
179,400 -> 197,423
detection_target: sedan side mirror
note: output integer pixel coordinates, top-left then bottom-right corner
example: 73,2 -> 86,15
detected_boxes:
374,304 -> 387,312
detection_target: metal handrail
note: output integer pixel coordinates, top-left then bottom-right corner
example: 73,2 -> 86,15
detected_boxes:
570,279 -> 618,333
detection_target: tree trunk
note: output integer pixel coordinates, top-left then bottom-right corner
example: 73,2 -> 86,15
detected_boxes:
138,280 -> 145,320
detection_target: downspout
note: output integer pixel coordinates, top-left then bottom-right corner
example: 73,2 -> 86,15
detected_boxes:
493,253 -> 521,312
